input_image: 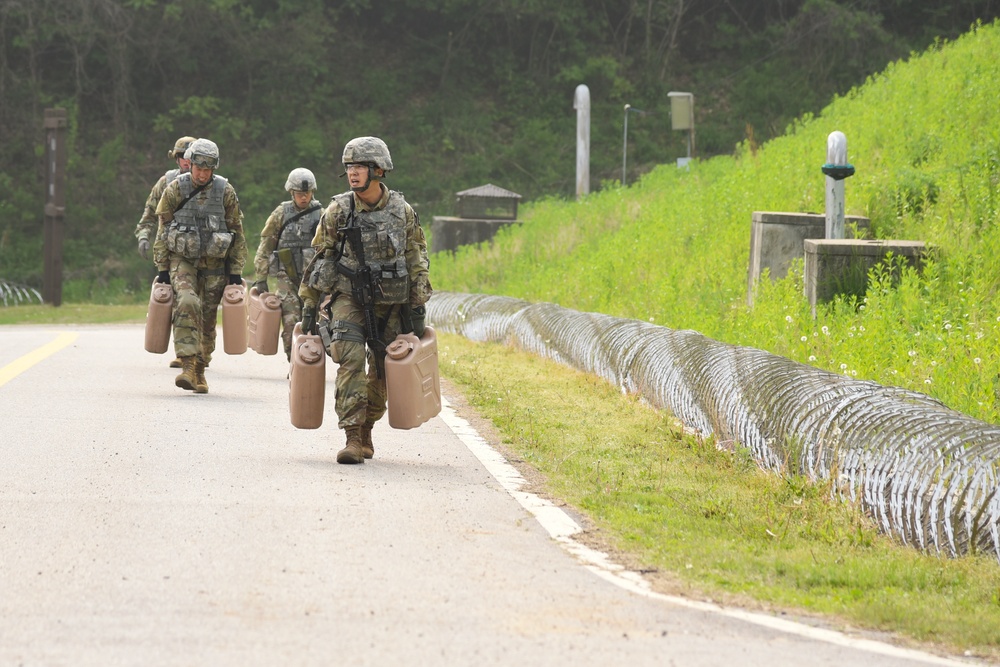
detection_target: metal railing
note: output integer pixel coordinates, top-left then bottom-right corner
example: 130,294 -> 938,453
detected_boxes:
427,291 -> 1000,561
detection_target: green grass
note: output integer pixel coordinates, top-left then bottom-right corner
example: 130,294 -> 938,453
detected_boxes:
431,20 -> 1000,426
0,303 -> 146,325
439,331 -> 1000,661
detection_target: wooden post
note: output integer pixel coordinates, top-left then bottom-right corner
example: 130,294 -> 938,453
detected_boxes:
43,108 -> 68,306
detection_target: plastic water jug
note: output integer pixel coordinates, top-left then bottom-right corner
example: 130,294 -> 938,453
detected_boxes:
385,326 -> 441,429
221,280 -> 248,355
144,279 -> 173,354
289,322 -> 326,429
248,286 -> 282,355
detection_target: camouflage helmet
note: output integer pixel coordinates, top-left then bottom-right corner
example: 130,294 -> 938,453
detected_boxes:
285,167 -> 317,192
342,136 -> 393,173
168,136 -> 197,159
184,138 -> 220,169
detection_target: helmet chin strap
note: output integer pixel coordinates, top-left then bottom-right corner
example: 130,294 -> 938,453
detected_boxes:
350,166 -> 376,193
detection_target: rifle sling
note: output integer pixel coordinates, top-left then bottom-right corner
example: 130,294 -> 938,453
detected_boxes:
276,203 -> 322,245
173,180 -> 211,215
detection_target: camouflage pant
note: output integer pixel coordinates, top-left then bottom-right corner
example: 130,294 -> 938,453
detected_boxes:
326,292 -> 403,429
272,270 -> 301,359
170,258 -> 226,360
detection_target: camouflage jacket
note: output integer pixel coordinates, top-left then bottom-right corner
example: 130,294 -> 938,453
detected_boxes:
153,174 -> 247,274
253,199 -> 323,284
298,183 -> 431,309
134,168 -> 181,243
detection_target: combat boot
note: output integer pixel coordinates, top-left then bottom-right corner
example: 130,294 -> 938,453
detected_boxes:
360,423 -> 375,459
169,357 -> 182,368
174,356 -> 198,391
336,427 -> 366,465
194,356 -> 209,394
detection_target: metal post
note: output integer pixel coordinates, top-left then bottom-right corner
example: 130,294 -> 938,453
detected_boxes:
43,108 -> 68,306
821,131 -> 855,240
622,104 -> 649,186
622,104 -> 630,186
668,91 -> 695,168
573,85 -> 591,199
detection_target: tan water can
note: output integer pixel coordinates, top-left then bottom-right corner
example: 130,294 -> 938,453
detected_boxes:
144,280 -> 173,354
221,280 -> 248,355
248,286 -> 282,355
289,322 -> 326,429
385,326 -> 441,429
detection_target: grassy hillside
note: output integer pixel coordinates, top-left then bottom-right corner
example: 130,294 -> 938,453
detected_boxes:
432,20 -> 1000,425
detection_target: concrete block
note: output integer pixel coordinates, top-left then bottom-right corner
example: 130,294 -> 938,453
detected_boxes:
804,239 -> 925,314
747,211 -> 869,305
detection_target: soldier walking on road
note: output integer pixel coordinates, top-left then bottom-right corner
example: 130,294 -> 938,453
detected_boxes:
299,136 -> 432,464
136,135 -> 195,369
153,138 -> 248,394
253,168 -> 323,360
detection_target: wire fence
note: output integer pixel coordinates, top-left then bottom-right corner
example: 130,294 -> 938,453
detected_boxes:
426,291 -> 1000,561
0,280 -> 43,306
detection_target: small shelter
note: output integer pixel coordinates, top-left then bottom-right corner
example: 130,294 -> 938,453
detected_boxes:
431,184 -> 522,254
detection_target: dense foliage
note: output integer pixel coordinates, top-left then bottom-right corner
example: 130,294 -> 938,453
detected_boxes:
0,0 -> 997,300
434,20 -> 1000,423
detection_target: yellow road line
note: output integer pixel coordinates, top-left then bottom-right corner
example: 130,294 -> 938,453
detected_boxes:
0,332 -> 79,388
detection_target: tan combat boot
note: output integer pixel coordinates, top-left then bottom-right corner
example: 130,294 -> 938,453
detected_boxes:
169,358 -> 182,368
360,423 -> 375,460
174,356 -> 198,391
194,356 -> 209,394
336,427 -> 366,465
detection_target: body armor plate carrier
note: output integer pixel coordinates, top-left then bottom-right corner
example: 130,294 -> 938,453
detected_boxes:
270,200 -> 321,282
308,191 -> 409,304
165,174 -> 232,260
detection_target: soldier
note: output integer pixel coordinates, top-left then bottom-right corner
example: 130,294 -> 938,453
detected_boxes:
299,136 -> 432,464
153,138 -> 248,394
252,168 -> 323,360
137,135 -> 195,369
136,135 -> 195,260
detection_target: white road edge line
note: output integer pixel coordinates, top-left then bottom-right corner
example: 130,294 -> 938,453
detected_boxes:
439,394 -> 974,667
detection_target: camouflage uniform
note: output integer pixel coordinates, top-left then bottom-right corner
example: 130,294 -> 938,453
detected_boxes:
154,173 -> 247,362
253,199 -> 323,358
299,183 -> 432,429
135,169 -> 182,246
137,136 -> 195,251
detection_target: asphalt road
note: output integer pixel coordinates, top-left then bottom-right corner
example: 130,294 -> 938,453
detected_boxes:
0,324 -> 980,666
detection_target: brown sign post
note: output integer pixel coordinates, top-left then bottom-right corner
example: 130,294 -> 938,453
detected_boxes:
43,108 -> 68,306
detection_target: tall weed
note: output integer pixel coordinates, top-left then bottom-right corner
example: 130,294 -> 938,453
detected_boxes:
432,21 -> 1000,423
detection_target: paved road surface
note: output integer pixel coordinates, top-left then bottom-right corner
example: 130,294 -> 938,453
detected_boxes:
0,325 -> 979,666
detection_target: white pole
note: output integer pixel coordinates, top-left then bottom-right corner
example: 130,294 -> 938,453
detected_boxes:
574,85 -> 590,199
622,104 -> 630,186
825,131 -> 848,239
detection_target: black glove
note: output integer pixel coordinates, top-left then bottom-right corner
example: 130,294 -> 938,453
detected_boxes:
301,305 -> 316,335
228,274 -> 242,285
137,239 -> 150,260
253,280 -> 268,293
156,270 -> 171,285
411,304 -> 426,338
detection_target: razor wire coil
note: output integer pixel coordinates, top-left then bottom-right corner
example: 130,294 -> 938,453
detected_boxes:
427,291 -> 1000,561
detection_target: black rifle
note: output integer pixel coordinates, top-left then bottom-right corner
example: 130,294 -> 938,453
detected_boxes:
335,197 -> 388,378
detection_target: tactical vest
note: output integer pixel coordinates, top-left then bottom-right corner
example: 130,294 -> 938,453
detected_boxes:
269,200 -> 321,280
164,168 -> 181,185
164,174 -> 232,260
308,191 -> 409,304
